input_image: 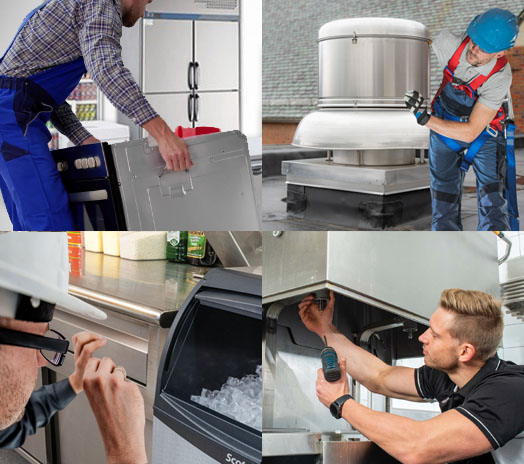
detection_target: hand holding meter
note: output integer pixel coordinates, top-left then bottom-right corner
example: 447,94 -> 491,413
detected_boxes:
320,336 -> 341,382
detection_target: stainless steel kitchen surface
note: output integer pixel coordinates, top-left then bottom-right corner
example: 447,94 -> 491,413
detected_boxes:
19,252 -> 211,464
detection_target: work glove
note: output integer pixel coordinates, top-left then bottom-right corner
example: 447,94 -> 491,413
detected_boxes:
404,90 -> 431,126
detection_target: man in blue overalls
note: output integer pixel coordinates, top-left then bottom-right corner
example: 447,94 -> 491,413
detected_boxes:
0,0 -> 192,231
405,8 -> 519,231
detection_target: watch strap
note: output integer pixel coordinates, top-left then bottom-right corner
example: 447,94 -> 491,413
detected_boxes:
330,394 -> 352,419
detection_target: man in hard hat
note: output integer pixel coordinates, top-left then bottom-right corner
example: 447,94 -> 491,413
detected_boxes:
0,0 -> 192,231
299,290 -> 524,463
404,8 -> 519,231
0,233 -> 147,463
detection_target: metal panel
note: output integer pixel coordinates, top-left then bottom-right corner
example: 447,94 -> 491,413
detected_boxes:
282,159 -> 430,195
262,231 -> 328,298
195,21 -> 239,91
322,441 -> 399,464
195,91 -> 240,130
143,20 -> 193,93
146,0 -> 239,16
262,232 -> 500,322
143,20 -> 192,93
113,131 -> 260,230
267,316 -> 354,433
144,93 -> 193,135
205,231 -> 262,267
319,37 -> 430,106
51,309 -> 149,384
152,418 -> 219,464
52,370 -> 154,464
262,432 -> 321,457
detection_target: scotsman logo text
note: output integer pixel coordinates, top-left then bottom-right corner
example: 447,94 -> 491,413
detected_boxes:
225,453 -> 245,464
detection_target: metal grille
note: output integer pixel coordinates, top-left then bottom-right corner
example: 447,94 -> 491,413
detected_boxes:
195,0 -> 238,10
500,279 -> 524,321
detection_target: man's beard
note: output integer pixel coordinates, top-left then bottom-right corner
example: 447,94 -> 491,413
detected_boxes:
0,361 -> 34,430
122,10 -> 140,28
425,352 -> 459,373
466,49 -> 487,67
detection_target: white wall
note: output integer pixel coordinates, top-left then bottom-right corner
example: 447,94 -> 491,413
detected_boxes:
240,0 -> 262,156
497,233 -> 524,364
0,2 -> 41,55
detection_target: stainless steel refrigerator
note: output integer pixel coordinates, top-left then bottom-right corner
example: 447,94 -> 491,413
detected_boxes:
120,0 -> 240,140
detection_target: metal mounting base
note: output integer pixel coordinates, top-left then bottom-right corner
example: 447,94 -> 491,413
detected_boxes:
282,158 -> 430,196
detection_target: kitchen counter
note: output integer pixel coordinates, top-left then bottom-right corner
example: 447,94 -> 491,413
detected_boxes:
68,251 -> 211,327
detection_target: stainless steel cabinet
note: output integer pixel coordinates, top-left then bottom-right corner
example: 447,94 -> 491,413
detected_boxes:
143,19 -> 193,93
141,18 -> 240,132
146,93 -> 193,129
195,21 -> 239,91
195,92 -> 239,131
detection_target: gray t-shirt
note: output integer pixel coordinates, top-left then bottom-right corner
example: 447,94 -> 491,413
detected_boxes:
431,30 -> 512,111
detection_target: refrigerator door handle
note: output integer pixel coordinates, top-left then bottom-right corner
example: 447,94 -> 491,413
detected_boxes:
187,62 -> 194,90
194,94 -> 200,122
194,62 -> 200,90
187,94 -> 194,122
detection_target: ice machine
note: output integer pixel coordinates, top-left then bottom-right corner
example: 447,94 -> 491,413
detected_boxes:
153,268 -> 262,464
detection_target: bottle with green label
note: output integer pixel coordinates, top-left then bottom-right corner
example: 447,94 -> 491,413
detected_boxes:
166,231 -> 188,263
187,232 -> 217,267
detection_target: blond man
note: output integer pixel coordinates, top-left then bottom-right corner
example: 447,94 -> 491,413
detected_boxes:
299,289 -> 524,464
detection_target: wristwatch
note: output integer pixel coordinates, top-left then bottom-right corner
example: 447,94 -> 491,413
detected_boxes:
329,394 -> 353,419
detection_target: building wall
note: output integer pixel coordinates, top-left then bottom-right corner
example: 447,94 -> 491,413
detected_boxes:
508,47 -> 524,134
263,122 -> 299,145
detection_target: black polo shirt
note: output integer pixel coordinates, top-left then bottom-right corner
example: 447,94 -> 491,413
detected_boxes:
414,355 -> 524,464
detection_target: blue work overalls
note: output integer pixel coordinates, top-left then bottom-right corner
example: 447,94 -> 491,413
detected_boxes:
429,81 -> 509,231
0,0 -> 86,230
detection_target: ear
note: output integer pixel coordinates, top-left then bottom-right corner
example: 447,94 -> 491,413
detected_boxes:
495,50 -> 507,59
458,343 -> 476,363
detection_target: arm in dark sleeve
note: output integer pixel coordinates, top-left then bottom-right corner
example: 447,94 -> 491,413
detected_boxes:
0,378 -> 77,449
49,103 -> 93,146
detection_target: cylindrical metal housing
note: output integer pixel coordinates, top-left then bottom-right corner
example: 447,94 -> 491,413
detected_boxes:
318,18 -> 431,108
293,18 -> 431,166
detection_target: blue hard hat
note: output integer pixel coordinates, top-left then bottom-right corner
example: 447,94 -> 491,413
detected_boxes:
467,8 -> 519,53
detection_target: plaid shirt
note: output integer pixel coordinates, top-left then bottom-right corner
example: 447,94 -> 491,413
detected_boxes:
0,0 -> 158,145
